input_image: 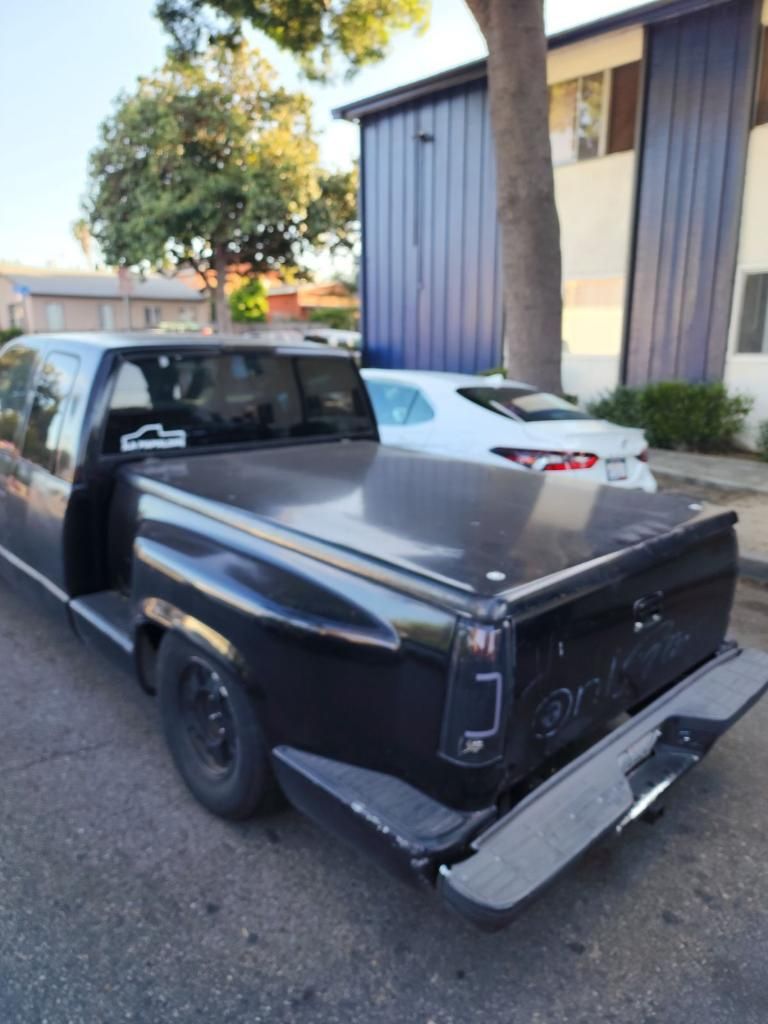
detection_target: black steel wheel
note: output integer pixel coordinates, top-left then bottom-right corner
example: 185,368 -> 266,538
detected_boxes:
157,633 -> 278,819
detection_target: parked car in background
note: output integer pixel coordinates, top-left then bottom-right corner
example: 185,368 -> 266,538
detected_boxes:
362,370 -> 657,492
303,327 -> 362,362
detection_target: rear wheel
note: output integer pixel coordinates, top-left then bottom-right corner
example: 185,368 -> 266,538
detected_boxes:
157,633 -> 277,819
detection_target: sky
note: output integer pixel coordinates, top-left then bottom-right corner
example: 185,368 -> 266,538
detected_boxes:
0,0 -> 640,270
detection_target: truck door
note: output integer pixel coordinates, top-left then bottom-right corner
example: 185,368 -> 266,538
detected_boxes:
0,342 -> 36,562
7,351 -> 81,616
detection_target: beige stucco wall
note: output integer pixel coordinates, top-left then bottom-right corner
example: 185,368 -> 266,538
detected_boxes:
546,30 -> 641,393
555,152 -> 636,282
763,0 -> 768,24
725,122 -> 768,447
554,149 -> 635,398
547,26 -> 644,84
27,295 -> 208,333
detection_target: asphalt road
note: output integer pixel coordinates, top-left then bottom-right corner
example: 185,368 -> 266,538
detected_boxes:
1,580 -> 767,1024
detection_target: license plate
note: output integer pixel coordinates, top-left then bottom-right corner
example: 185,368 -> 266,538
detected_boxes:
606,458 -> 628,481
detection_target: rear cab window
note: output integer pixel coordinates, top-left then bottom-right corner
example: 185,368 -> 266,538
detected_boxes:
458,387 -> 592,422
102,349 -> 375,456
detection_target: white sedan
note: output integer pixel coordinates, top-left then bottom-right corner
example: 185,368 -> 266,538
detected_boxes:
362,369 -> 657,492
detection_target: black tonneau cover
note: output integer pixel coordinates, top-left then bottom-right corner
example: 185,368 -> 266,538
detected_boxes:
126,441 -> 733,597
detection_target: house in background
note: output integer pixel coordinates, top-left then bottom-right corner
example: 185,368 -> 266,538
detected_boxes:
175,265 -> 358,326
0,265 -> 209,334
265,281 -> 358,323
336,0 -> 768,443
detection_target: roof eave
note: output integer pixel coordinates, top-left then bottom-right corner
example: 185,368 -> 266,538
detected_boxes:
333,0 -> 729,121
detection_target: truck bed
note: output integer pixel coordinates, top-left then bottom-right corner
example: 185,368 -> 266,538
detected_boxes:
123,440 -> 734,600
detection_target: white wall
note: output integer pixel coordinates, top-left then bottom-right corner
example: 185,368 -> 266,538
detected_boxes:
725,123 -> 768,448
555,152 -> 636,282
553,146 -> 635,397
562,353 -> 620,405
546,34 -> 640,387
547,27 -> 644,84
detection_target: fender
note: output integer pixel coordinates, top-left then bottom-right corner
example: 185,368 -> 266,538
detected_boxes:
131,529 -> 403,658
137,595 -> 249,679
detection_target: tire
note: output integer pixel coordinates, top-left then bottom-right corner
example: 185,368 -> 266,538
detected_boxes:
157,632 -> 278,819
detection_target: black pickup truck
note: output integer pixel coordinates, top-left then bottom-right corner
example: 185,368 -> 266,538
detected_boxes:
1,331 -> 766,929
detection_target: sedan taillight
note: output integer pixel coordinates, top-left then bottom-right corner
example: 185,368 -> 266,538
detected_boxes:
492,448 -> 599,471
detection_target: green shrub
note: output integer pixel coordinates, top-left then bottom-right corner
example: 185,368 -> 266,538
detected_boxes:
229,278 -> 267,323
757,420 -> 768,462
587,380 -> 753,452
0,326 -> 23,345
308,307 -> 358,331
588,386 -> 645,428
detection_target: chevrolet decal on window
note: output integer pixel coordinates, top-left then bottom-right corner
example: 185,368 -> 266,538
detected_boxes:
119,423 -> 187,453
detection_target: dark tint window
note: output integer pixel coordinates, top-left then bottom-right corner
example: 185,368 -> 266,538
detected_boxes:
737,274 -> 768,353
103,351 -> 373,455
365,380 -> 435,426
756,27 -> 768,126
0,344 -> 35,447
608,61 -> 641,153
458,387 -> 592,422
22,353 -> 80,474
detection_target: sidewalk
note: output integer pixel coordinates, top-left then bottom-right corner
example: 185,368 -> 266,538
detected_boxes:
650,449 -> 768,584
649,448 -> 768,494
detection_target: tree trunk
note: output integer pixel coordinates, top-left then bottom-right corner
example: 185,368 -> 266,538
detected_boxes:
213,241 -> 232,333
466,0 -> 563,393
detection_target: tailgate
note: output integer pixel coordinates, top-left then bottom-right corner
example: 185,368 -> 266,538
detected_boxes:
439,646 -> 768,928
501,511 -> 738,787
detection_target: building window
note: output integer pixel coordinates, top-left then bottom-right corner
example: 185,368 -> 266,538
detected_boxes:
144,305 -> 161,327
99,304 -> 115,330
550,73 -> 605,165
608,62 -> 641,153
46,303 -> 64,330
737,274 -> 768,354
756,28 -> 768,126
549,61 -> 641,165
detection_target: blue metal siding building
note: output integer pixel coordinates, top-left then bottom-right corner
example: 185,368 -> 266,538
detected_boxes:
361,82 -> 503,372
337,0 -> 768,397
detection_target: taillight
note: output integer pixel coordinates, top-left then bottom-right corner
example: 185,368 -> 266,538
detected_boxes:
639,446 -> 649,463
492,448 -> 599,471
439,622 -> 511,767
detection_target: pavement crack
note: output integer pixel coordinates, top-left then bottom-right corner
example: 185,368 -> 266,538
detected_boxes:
3,739 -> 111,776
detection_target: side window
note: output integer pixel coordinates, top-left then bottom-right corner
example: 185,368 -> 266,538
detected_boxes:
22,353 -> 80,475
366,381 -> 418,426
0,344 -> 35,448
406,391 -> 434,425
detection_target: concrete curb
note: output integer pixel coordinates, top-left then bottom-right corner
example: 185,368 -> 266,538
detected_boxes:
741,555 -> 768,586
654,467 -> 768,496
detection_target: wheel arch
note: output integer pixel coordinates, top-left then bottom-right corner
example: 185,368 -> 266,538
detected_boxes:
136,596 -> 252,695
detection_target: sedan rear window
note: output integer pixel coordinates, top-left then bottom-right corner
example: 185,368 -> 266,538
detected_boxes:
458,387 -> 592,422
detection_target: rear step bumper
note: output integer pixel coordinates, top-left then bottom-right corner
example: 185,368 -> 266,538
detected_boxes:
273,646 -> 768,929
